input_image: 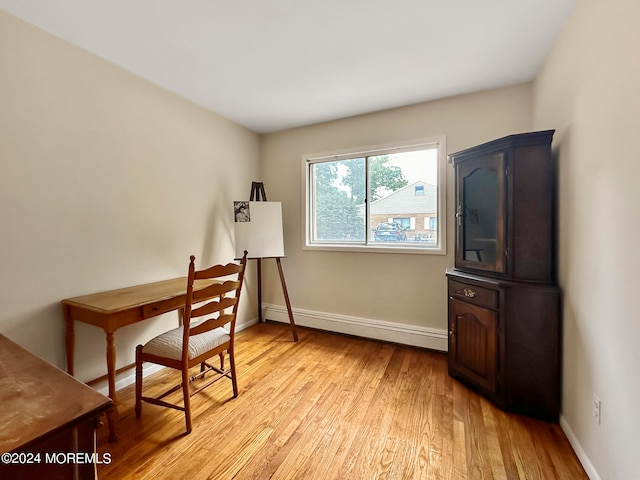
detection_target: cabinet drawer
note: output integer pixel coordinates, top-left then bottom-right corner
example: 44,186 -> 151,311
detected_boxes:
448,279 -> 498,309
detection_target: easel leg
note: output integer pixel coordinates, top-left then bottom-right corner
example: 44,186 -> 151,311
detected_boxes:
276,257 -> 298,342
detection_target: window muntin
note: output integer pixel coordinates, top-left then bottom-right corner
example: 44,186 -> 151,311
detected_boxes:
304,138 -> 446,254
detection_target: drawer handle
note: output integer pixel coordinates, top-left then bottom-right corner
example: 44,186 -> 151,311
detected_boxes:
456,288 -> 476,298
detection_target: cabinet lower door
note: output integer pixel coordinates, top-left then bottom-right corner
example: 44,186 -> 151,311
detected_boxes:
448,298 -> 498,395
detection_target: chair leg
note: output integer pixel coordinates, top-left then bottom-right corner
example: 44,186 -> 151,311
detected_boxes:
229,348 -> 238,398
181,368 -> 192,434
219,352 -> 225,370
135,345 -> 143,418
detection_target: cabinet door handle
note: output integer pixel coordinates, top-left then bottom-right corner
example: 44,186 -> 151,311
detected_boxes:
455,205 -> 463,226
455,288 -> 476,298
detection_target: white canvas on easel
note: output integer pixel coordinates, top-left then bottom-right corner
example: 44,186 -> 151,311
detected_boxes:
234,201 -> 284,259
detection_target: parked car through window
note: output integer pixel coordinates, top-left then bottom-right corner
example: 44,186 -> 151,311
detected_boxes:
373,222 -> 407,242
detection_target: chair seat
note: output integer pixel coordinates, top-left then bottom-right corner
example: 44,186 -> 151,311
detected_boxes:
142,324 -> 230,361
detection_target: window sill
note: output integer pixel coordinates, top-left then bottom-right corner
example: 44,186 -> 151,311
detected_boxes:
303,243 -> 446,255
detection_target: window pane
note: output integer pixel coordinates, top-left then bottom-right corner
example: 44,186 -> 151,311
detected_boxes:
310,158 -> 365,242
369,149 -> 438,245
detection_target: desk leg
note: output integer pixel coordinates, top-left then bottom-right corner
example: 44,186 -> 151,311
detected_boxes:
275,258 -> 298,342
257,258 -> 263,323
105,331 -> 118,442
62,305 -> 75,376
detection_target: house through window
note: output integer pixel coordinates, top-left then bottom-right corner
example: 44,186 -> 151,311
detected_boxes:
304,138 -> 446,254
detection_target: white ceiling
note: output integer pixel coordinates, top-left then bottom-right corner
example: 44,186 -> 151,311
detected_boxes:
0,0 -> 575,133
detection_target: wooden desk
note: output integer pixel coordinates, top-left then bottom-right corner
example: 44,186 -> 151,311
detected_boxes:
61,277 -> 219,441
0,335 -> 112,480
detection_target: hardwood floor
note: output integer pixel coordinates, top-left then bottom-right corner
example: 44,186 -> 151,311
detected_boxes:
97,322 -> 587,480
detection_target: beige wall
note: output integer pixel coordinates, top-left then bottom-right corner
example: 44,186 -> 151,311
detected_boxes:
533,1 -> 640,478
260,84 -> 532,339
0,10 -> 260,382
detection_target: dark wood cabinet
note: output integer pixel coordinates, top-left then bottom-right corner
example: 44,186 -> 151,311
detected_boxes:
446,131 -> 560,422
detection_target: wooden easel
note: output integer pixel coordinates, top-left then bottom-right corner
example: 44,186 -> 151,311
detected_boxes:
250,182 -> 298,342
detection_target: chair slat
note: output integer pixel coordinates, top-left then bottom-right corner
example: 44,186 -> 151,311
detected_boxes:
189,314 -> 235,336
191,297 -> 237,319
194,262 -> 244,280
192,280 -> 240,302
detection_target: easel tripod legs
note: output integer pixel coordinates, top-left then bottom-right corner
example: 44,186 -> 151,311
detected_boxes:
276,257 -> 298,342
256,257 -> 298,342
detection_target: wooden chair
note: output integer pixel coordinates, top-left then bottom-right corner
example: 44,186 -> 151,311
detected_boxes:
135,251 -> 248,434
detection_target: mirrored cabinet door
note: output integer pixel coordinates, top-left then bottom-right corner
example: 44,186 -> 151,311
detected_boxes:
455,152 -> 506,274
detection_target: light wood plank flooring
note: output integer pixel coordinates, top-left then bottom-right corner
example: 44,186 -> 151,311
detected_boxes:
97,322 -> 587,480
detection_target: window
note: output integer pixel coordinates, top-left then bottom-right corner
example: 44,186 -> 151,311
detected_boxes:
304,137 -> 446,254
393,218 -> 411,230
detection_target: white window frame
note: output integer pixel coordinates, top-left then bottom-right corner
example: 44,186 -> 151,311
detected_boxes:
302,136 -> 447,255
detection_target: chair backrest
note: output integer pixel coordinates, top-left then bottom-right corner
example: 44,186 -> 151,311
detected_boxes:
181,251 -> 248,360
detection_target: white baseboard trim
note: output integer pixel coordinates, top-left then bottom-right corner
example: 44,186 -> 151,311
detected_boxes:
560,415 -> 601,480
263,303 -> 448,352
95,363 -> 165,397
236,317 -> 260,334
94,317 -> 260,397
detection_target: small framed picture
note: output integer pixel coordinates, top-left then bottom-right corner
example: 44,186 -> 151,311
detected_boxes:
234,201 -> 250,222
